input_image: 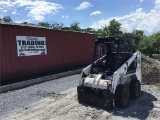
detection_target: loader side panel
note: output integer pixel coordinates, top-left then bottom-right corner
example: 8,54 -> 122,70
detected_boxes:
112,51 -> 142,94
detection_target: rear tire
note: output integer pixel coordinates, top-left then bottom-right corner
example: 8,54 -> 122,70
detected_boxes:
115,84 -> 130,108
130,80 -> 141,99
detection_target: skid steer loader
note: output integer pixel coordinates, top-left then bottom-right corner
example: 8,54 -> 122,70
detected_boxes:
77,37 -> 142,109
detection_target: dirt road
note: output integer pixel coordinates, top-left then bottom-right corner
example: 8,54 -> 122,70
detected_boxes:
0,74 -> 160,120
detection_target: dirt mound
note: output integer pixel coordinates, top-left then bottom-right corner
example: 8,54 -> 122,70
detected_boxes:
142,54 -> 160,85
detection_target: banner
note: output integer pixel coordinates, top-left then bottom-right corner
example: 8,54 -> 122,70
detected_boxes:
16,36 -> 47,56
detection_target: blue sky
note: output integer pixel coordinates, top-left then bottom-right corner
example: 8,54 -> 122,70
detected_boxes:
0,0 -> 160,35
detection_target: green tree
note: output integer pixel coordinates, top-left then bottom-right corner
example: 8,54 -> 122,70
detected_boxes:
138,31 -> 160,56
70,21 -> 80,31
94,29 -> 106,37
122,32 -> 133,38
21,21 -> 29,24
62,27 -> 70,31
107,19 -> 122,36
102,25 -> 108,37
2,16 -> 13,22
21,22 -> 36,26
51,22 -> 64,30
80,28 -> 95,33
132,30 -> 144,51
93,25 -> 108,37
94,19 -> 122,37
139,36 -> 152,53
0,18 -> 2,21
38,22 -> 50,28
86,28 -> 94,33
150,32 -> 160,55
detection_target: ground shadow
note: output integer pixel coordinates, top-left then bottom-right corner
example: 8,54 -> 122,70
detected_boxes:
79,91 -> 157,120
108,91 -> 157,120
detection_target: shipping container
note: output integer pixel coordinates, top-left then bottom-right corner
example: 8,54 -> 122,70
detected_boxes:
0,22 -> 97,85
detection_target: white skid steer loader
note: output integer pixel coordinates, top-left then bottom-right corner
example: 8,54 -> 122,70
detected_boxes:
77,37 -> 142,109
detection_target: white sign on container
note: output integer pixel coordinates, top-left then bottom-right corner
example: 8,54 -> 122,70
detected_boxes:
16,36 -> 47,56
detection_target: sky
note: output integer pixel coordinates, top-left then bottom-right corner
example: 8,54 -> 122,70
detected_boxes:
0,0 -> 160,35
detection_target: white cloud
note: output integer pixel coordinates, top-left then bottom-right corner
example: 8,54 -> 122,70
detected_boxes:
135,7 -> 143,12
11,11 -> 16,14
0,1 -> 14,7
155,0 -> 160,10
0,0 -> 63,21
140,0 -> 144,3
3,9 -> 8,12
62,15 -> 68,19
90,11 -> 102,16
91,0 -> 160,35
74,2 -> 93,10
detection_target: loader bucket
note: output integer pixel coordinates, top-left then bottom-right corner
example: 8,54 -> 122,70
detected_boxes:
77,86 -> 113,110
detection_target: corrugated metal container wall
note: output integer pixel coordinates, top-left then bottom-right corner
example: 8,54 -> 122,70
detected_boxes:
0,23 -> 97,84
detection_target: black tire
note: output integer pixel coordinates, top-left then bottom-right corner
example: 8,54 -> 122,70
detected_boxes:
130,80 -> 141,99
115,84 -> 130,108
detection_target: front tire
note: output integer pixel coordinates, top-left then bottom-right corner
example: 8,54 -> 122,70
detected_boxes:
130,80 -> 141,99
115,84 -> 130,108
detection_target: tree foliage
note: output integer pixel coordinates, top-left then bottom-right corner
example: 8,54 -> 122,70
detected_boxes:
38,22 -> 50,28
132,30 -> 144,51
94,19 -> 122,37
81,28 -> 95,33
139,36 -> 152,53
151,32 -> 160,54
70,21 -> 80,31
94,29 -> 107,37
50,22 -> 64,30
62,27 -> 70,30
1,16 -> 13,22
139,32 -> 160,54
21,21 -> 36,26
107,19 -> 122,36
21,21 -> 29,24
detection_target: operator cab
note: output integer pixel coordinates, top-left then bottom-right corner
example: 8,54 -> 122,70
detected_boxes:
91,37 -> 133,75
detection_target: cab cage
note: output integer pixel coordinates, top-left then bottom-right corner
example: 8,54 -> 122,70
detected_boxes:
91,37 -> 133,74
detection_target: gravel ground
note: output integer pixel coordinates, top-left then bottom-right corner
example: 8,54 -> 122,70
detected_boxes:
155,60 -> 160,64
0,74 -> 80,119
0,74 -> 160,120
